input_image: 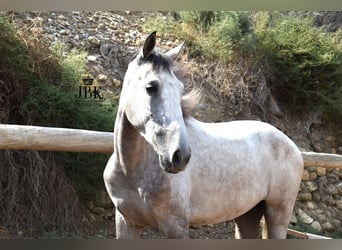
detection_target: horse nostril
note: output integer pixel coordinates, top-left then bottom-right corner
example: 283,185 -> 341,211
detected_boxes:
172,149 -> 182,167
171,149 -> 191,169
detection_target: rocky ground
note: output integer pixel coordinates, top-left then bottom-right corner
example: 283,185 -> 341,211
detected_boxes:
4,11 -> 342,239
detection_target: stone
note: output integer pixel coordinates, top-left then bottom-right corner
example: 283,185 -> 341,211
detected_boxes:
326,184 -> 338,195
315,209 -> 324,214
91,206 -> 106,215
310,221 -> 322,232
97,74 -> 108,81
302,169 -> 309,181
87,55 -> 97,62
113,79 -> 122,88
326,172 -> 339,182
317,167 -> 326,176
309,172 -> 318,180
129,30 -> 139,39
305,201 -> 316,210
336,200 -> 342,210
297,192 -> 312,201
297,208 -> 314,224
88,36 -> 101,46
305,181 -> 318,192
59,29 -> 69,35
322,222 -> 334,231
315,213 -> 327,222
58,14 -> 66,20
331,219 -> 341,227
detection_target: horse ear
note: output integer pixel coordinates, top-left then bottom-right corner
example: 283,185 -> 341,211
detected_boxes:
165,41 -> 185,61
142,31 -> 157,58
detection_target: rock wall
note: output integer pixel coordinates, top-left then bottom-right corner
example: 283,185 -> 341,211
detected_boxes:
295,167 -> 342,236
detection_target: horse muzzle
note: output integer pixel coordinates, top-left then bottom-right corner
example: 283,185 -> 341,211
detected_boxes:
159,148 -> 191,174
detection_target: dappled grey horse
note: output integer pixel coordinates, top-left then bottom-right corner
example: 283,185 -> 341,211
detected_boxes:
103,31 -> 304,239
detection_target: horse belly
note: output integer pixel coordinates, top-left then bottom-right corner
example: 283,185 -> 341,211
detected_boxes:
186,123 -> 303,226
188,167 -> 269,225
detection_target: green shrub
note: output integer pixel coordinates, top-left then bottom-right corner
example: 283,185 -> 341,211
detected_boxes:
0,15 -> 29,71
143,11 -> 256,63
177,11 -> 256,63
19,44 -> 117,193
1,14 -> 117,195
255,12 -> 342,126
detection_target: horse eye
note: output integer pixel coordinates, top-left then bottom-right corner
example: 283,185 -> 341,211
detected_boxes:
146,81 -> 159,95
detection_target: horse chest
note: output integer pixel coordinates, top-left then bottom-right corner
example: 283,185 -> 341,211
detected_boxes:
110,169 -> 173,226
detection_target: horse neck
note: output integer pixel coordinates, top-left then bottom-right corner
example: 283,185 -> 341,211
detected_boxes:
113,108 -> 149,173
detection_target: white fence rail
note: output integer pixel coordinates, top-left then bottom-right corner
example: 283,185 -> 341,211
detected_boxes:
1,124 -> 341,169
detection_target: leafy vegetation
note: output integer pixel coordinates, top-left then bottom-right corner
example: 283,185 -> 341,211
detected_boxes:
15,34 -> 117,194
0,14 -> 117,236
144,11 -> 256,63
255,12 -> 342,113
255,12 -> 342,142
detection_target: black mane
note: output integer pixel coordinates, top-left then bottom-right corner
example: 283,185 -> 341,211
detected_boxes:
137,49 -> 172,72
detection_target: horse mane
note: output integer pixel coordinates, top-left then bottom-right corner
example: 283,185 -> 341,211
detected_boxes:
181,88 -> 202,118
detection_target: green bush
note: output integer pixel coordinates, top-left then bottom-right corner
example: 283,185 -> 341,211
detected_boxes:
0,15 -> 29,71
255,12 -> 342,126
0,14 -> 117,194
19,44 -> 117,193
178,11 -> 256,62
143,11 -> 256,63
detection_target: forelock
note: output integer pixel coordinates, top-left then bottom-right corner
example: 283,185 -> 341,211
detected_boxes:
137,50 -> 172,73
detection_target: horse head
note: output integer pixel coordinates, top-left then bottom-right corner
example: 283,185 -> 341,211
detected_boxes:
122,31 -> 191,173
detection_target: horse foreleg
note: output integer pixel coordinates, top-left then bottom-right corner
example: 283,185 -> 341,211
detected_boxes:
158,216 -> 190,239
115,209 -> 144,239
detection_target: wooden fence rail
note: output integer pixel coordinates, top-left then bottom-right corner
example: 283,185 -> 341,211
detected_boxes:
0,124 -> 113,154
0,124 -> 342,169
